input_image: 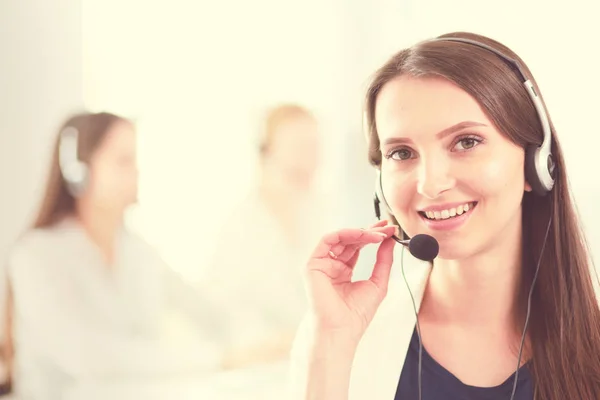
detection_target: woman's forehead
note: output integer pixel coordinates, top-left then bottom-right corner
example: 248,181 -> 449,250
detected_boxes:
95,122 -> 136,156
375,76 -> 492,142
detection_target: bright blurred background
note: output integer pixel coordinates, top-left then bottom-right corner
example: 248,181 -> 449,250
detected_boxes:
1,0 -> 599,399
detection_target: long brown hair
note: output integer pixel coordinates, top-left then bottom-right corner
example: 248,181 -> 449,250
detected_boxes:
0,111 -> 131,394
364,32 -> 600,398
33,111 -> 131,228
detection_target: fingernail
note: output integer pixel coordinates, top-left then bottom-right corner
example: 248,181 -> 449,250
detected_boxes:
394,227 -> 400,237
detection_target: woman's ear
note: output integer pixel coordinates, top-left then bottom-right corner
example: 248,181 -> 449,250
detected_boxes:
524,179 -> 533,192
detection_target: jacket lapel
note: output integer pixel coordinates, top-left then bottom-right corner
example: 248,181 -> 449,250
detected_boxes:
349,251 -> 432,400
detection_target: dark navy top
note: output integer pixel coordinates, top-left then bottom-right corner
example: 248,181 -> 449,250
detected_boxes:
395,329 -> 534,399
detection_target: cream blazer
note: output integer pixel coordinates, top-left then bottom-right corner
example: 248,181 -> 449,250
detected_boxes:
288,249 -> 432,400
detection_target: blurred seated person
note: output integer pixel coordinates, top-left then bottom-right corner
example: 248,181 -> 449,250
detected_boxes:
4,112 -> 228,400
202,103 -> 332,370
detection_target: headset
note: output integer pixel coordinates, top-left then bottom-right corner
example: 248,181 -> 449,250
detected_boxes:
58,126 -> 89,196
371,37 -> 556,400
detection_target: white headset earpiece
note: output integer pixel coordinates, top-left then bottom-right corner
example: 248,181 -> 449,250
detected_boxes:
523,79 -> 556,195
435,37 -> 556,196
58,126 -> 89,196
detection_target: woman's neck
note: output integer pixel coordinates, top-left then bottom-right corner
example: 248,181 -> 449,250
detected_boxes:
75,199 -> 124,266
420,220 -> 524,333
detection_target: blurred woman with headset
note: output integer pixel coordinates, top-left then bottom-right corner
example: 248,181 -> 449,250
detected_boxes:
203,104 -> 333,370
3,112 -> 227,400
289,32 -> 600,399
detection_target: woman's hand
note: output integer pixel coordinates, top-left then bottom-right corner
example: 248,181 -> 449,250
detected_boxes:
304,220 -> 397,342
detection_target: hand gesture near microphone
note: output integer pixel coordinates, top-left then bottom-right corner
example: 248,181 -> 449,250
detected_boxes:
304,220 -> 438,342
304,220 -> 398,342
297,220 -> 438,400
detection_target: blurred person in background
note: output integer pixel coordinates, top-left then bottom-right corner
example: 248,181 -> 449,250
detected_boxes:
202,103 -> 332,370
2,111 -> 227,400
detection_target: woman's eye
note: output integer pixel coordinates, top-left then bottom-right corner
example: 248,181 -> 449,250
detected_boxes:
389,148 -> 413,161
454,137 -> 481,151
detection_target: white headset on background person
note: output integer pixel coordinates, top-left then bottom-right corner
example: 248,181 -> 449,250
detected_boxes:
58,126 -> 89,196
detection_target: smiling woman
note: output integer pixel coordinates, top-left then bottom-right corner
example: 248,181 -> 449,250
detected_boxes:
288,31 -> 600,400
375,75 -> 530,257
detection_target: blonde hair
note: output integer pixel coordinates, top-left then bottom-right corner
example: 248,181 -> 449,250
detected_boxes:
259,103 -> 316,156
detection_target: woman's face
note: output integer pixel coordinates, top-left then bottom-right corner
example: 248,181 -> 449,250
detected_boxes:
375,76 -> 531,260
265,115 -> 320,188
85,121 -> 139,212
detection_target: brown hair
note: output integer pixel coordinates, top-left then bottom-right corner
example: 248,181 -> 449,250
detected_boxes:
0,112 -> 131,393
258,103 -> 316,157
364,32 -> 600,398
33,111 -> 131,229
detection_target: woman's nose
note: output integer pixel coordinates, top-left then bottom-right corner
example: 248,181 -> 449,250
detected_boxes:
416,157 -> 455,199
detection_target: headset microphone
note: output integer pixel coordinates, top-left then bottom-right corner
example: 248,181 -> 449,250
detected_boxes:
373,180 -> 439,262
396,234 -> 439,262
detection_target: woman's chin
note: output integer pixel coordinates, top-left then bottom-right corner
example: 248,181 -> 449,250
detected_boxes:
429,236 -> 476,262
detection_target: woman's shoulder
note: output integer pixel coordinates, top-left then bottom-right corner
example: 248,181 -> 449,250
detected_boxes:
7,220 -> 86,273
119,229 -> 168,271
10,227 -> 61,258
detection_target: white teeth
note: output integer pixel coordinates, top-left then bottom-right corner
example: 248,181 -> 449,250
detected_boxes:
422,202 -> 475,220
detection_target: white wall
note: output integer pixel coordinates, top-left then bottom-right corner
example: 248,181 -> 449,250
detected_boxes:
82,0 -> 600,281
0,0 -> 84,264
82,0 -> 357,281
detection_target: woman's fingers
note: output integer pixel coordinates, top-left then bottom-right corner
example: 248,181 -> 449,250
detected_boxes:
312,225 -> 396,260
331,223 -> 399,264
368,219 -> 389,229
329,223 -> 399,260
312,230 -> 378,259
369,237 -> 397,292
